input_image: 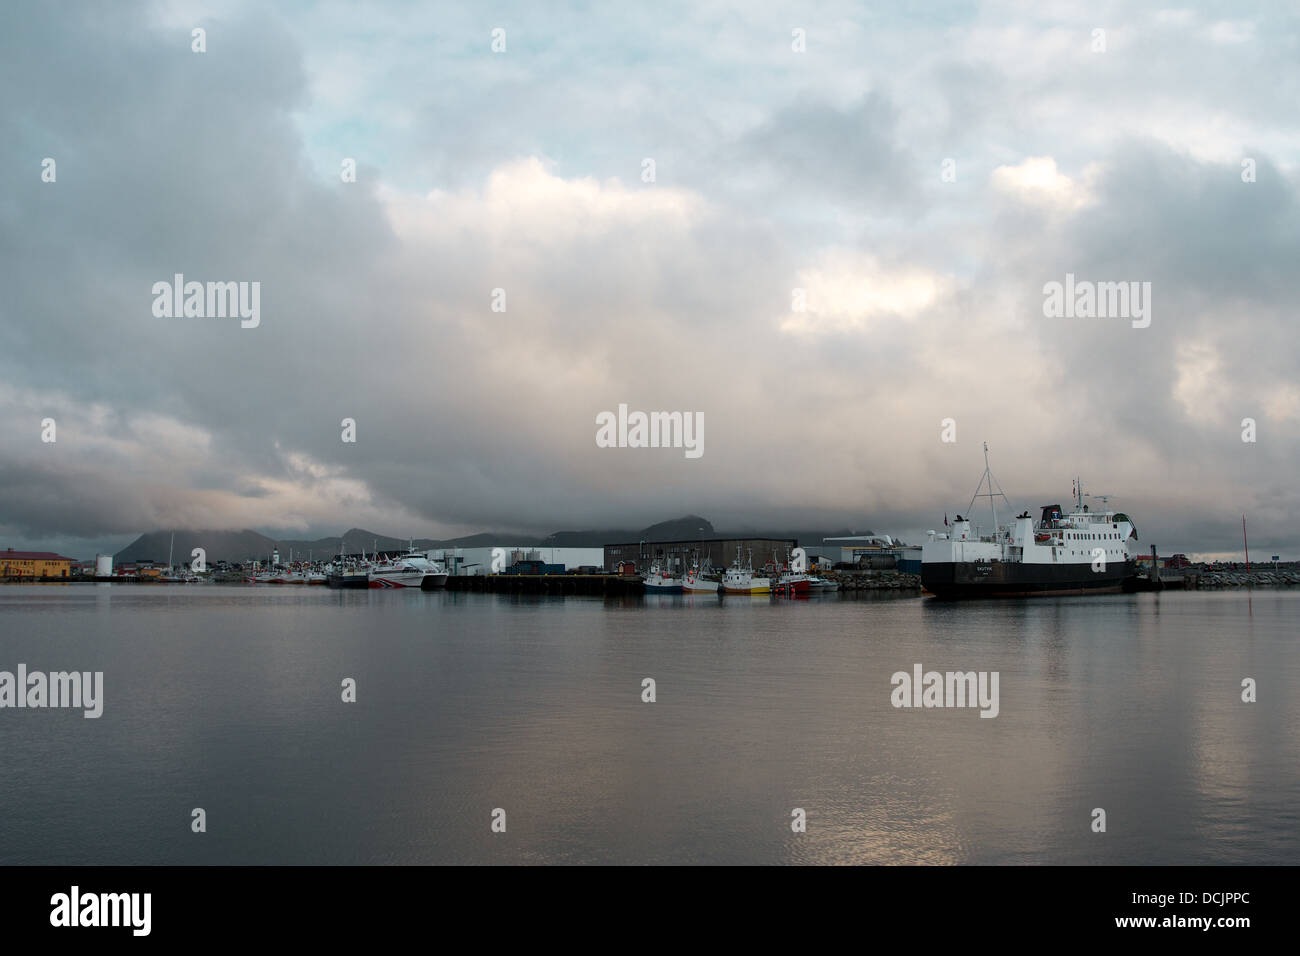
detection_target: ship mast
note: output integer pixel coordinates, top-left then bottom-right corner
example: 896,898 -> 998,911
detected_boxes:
1243,514 -> 1250,572
967,441 -> 1011,534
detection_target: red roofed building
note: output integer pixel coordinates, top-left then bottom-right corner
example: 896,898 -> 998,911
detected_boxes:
1,548 -> 74,579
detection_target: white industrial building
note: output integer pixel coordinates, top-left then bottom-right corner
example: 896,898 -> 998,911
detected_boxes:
821,536 -> 921,572
429,546 -> 606,576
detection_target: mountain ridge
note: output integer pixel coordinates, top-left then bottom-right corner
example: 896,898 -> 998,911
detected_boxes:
113,516 -> 876,563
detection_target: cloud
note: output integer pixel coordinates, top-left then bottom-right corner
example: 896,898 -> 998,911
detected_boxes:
781,251 -> 949,335
729,92 -> 919,217
990,156 -> 1098,213
1,2 -> 1299,558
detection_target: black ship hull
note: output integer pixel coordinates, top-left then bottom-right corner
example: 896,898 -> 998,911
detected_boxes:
326,572 -> 369,589
922,559 -> 1135,599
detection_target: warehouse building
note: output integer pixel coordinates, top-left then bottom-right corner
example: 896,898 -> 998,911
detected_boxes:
1,548 -> 75,579
821,536 -> 921,572
429,546 -> 606,576
603,538 -> 798,573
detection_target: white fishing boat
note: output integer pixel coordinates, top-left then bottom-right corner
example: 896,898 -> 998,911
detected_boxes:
722,550 -> 772,595
682,563 -> 719,593
643,562 -> 684,593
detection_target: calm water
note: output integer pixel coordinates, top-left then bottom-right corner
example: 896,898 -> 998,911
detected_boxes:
0,584 -> 1295,865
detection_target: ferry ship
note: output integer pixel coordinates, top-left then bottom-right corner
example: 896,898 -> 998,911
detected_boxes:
921,445 -> 1138,599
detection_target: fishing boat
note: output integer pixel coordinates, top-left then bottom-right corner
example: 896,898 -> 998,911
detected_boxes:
921,443 -> 1138,598
326,564 -> 370,589
776,563 -> 811,594
722,550 -> 772,595
325,545 -> 370,587
643,562 -> 684,593
682,561 -> 719,593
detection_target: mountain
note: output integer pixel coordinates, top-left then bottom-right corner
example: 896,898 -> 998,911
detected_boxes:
115,516 -> 872,564
537,515 -> 716,547
114,529 -> 277,564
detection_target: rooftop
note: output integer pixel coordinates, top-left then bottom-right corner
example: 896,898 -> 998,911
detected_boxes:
3,548 -> 74,560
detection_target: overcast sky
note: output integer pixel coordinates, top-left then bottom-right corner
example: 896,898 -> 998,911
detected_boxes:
2,0 -> 1298,560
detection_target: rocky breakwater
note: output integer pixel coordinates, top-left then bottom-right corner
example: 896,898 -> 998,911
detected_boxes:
1198,568 -> 1300,589
825,570 -> 921,592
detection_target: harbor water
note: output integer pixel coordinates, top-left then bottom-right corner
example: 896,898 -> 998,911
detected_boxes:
0,585 -> 1295,865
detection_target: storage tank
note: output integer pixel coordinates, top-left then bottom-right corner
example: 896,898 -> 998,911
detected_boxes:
95,554 -> 113,578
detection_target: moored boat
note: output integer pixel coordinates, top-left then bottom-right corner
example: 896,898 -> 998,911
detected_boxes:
643,563 -> 684,593
367,559 -> 424,588
368,547 -> 451,588
777,569 -> 811,594
921,444 -> 1138,599
722,550 -> 772,595
327,567 -> 369,589
682,566 -> 719,593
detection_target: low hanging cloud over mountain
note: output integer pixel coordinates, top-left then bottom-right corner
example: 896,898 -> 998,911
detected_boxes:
1,1 -> 1298,559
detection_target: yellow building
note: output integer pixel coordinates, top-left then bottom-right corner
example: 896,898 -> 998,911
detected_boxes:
1,548 -> 74,579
